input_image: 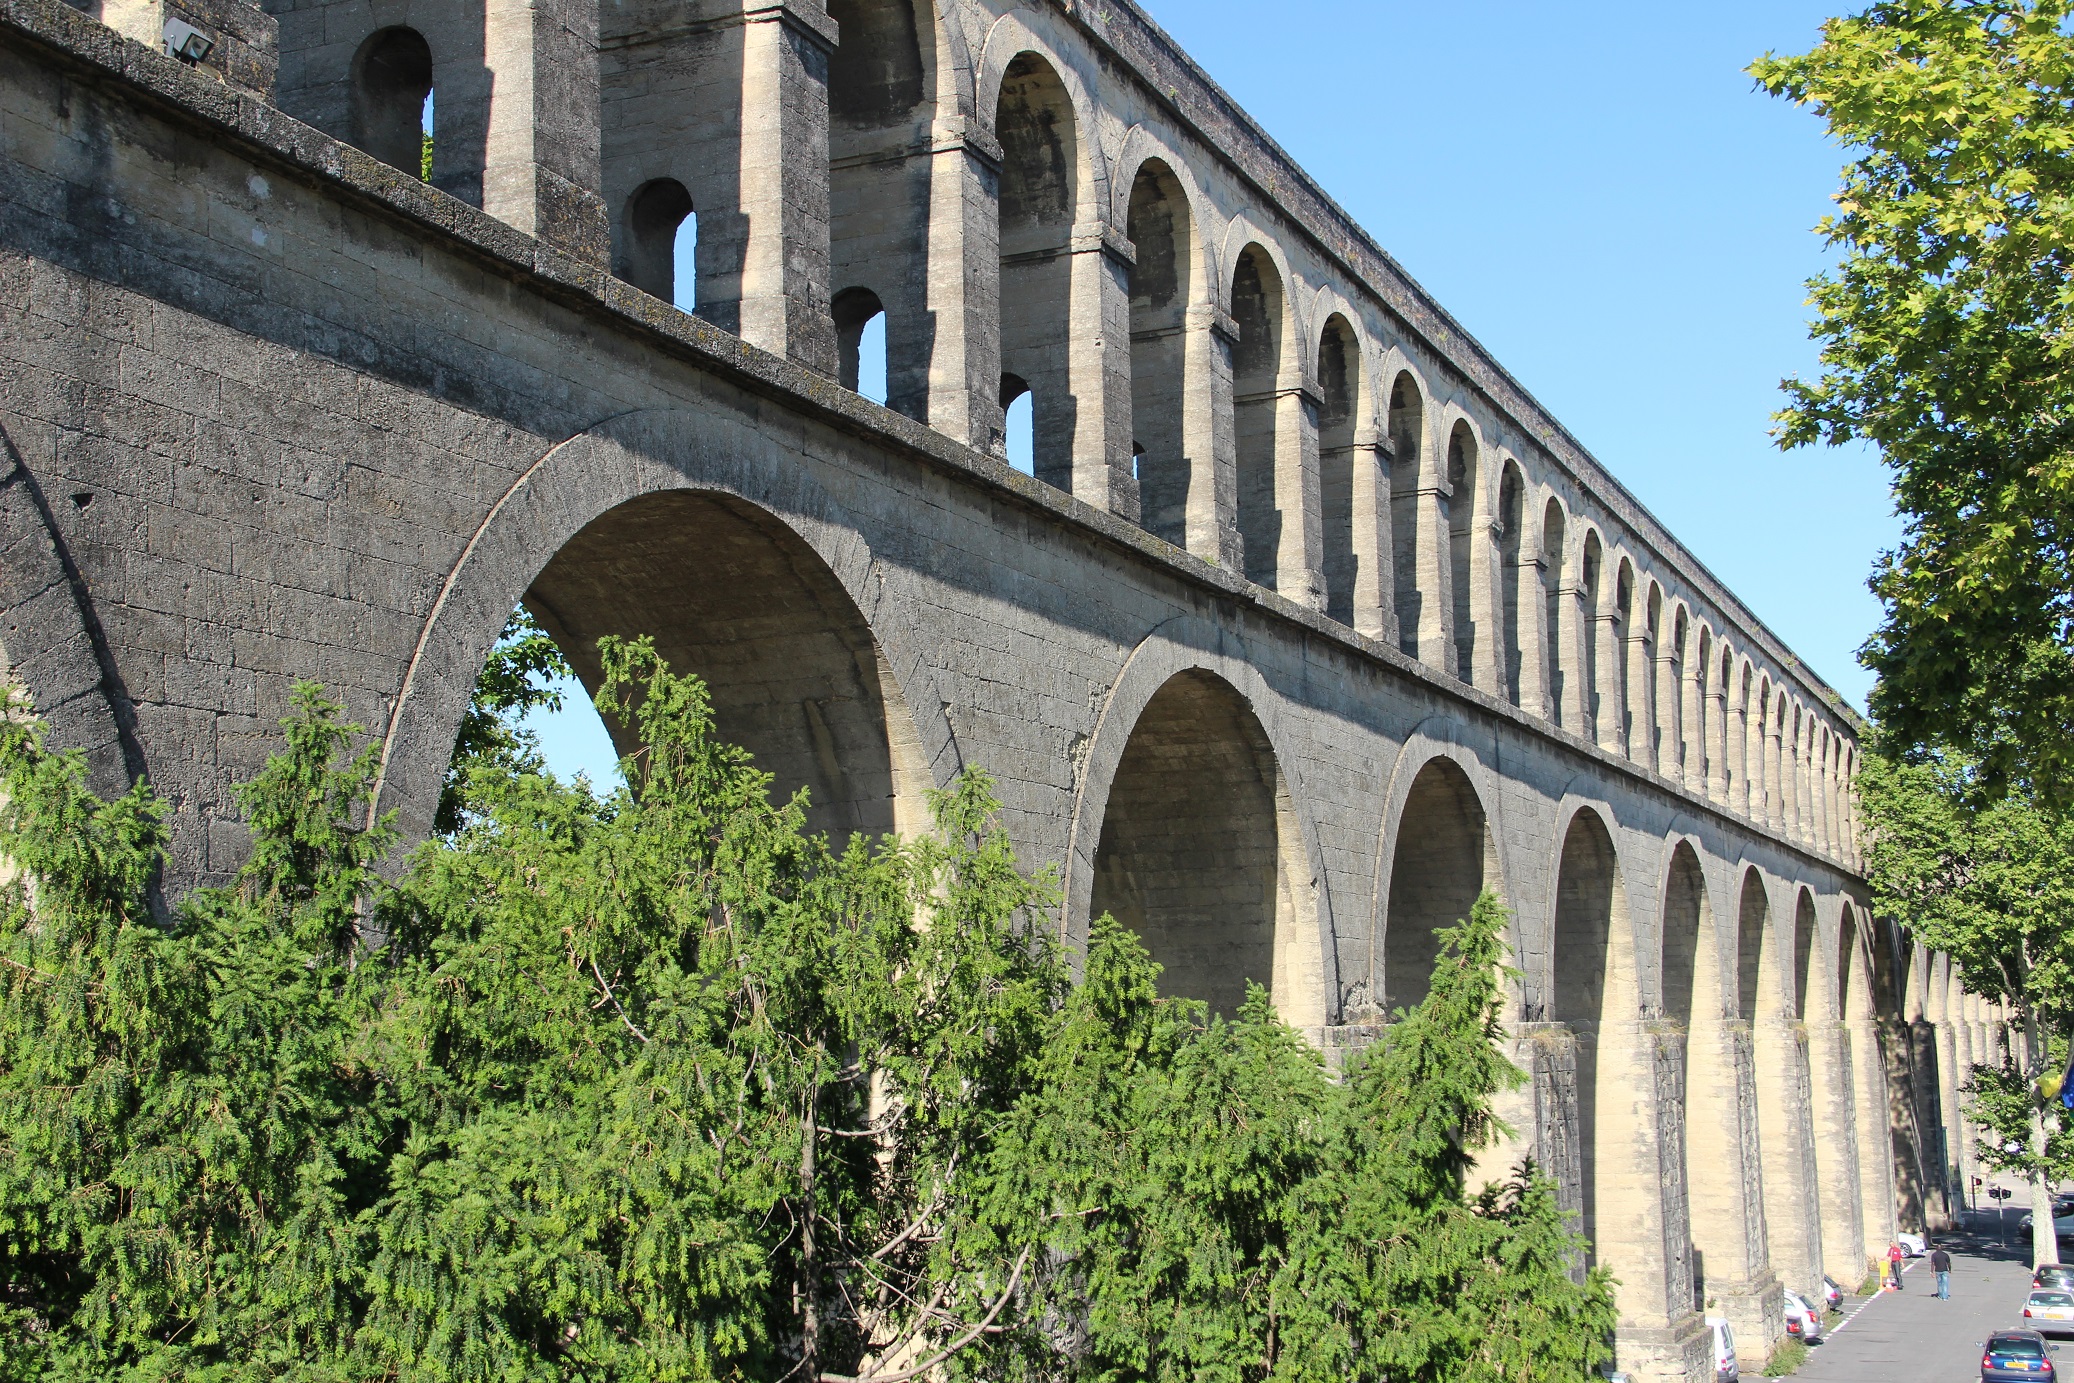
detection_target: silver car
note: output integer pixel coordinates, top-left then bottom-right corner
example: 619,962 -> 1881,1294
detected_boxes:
1707,1315 -> 1739,1382
1782,1288 -> 1825,1344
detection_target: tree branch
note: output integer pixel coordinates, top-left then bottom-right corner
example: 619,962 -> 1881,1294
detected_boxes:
819,1245 -> 1031,1383
590,956 -> 649,1044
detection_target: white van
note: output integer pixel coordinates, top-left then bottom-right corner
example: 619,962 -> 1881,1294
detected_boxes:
1706,1315 -> 1738,1382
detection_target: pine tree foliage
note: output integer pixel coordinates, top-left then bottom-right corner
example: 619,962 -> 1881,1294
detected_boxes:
0,637 -> 1614,1380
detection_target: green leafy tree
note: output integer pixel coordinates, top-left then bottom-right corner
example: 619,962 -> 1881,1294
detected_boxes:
1858,742 -> 2074,1261
1752,1 -> 2074,801
434,606 -> 576,833
1,633 -> 1615,1381
992,894 -> 1616,1382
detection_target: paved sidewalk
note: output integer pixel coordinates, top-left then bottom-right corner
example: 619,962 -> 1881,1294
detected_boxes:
1788,1241 -> 2043,1381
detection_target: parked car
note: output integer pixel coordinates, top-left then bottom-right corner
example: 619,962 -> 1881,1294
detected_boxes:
1820,1275 -> 1844,1311
2035,1265 -> 2074,1292
1782,1289 -> 1824,1344
2028,1290 -> 2074,1335
2021,1214 -> 2074,1236
1706,1315 -> 1739,1383
1899,1231 -> 1929,1257
1984,1330 -> 2061,1382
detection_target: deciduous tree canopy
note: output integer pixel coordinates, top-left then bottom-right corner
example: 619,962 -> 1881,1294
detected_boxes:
1754,0 -> 2074,800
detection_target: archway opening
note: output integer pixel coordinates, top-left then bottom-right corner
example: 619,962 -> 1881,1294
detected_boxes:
1737,869 -> 1772,1021
1447,422 -> 1481,685
515,490 -> 932,847
1389,373 -> 1426,660
1541,499 -> 1567,726
1001,374 -> 1034,474
1498,464 -> 1525,706
1793,889 -> 1817,1022
828,0 -> 932,422
1581,532 -> 1604,743
619,178 -> 696,310
350,26 -> 433,178
834,287 -> 889,404
1665,842 -> 1729,1311
1318,314 -> 1363,626
1743,870 -> 1824,1293
1232,245 -> 1287,592
1089,670 -> 1319,1022
1127,160 -> 1194,548
1613,560 -> 1635,756
996,52 -> 1078,489
1551,808 -> 1634,1273
1381,758 -> 1488,1015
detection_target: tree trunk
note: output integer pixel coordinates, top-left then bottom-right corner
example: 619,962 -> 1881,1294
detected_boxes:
2025,1009 -> 2062,1267
803,1088 -> 822,1377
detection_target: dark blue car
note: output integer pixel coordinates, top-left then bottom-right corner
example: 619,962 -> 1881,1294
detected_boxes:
1984,1330 -> 2061,1381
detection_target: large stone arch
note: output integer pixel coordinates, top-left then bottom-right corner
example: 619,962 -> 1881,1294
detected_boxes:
374,409 -> 956,851
1550,802 -> 1697,1377
1663,836 -> 1765,1339
0,420 -> 138,799
1370,726 -> 1506,1017
1064,616 -> 1337,1028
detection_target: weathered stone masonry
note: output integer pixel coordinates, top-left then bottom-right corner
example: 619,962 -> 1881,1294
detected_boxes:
0,1 -> 2001,1378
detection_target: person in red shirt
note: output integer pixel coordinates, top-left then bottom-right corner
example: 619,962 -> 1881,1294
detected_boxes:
1888,1241 -> 1906,1291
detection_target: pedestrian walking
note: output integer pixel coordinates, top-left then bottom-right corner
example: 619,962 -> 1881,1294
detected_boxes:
1931,1245 -> 1952,1298
1888,1241 -> 1906,1291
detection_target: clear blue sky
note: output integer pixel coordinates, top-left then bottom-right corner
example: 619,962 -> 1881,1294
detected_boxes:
522,0 -> 1893,786
1134,0 -> 1894,710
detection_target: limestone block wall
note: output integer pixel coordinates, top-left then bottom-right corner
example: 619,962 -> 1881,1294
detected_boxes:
0,2 -> 1999,1378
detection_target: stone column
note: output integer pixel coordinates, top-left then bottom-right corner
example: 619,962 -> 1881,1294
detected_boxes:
731,0 -> 835,370
1706,672 -> 1729,806
923,114 -> 1005,451
1348,424 -> 1395,643
1932,977 -> 1966,1219
1550,549 -> 1589,731
1512,539 -> 1548,714
1852,1008 -> 1899,1266
1911,1016 -> 1952,1230
1404,449 -> 1452,671
1656,637 -> 1682,783
1187,306 -> 1245,571
1596,1022 -> 1709,1383
102,0 -> 278,96
1754,1014 -> 1825,1296
1065,220 -> 1140,520
1693,1016 -> 1784,1361
1884,1010 -> 1928,1232
1732,683 -> 1753,819
1763,708 -> 1784,831
1952,991 -> 1979,1208
1624,617 -> 1654,768
1271,376 -> 1326,610
1810,1013 -> 1867,1288
482,0 -> 610,267
1593,600 -> 1623,754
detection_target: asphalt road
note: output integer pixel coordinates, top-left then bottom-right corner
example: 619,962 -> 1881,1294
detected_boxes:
1788,1237 -> 2045,1382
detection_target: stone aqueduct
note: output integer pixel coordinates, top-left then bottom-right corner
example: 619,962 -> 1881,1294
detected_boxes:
0,0 -> 2013,1376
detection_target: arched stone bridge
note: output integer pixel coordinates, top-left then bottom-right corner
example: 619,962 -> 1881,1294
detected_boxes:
0,2 -> 2003,1378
